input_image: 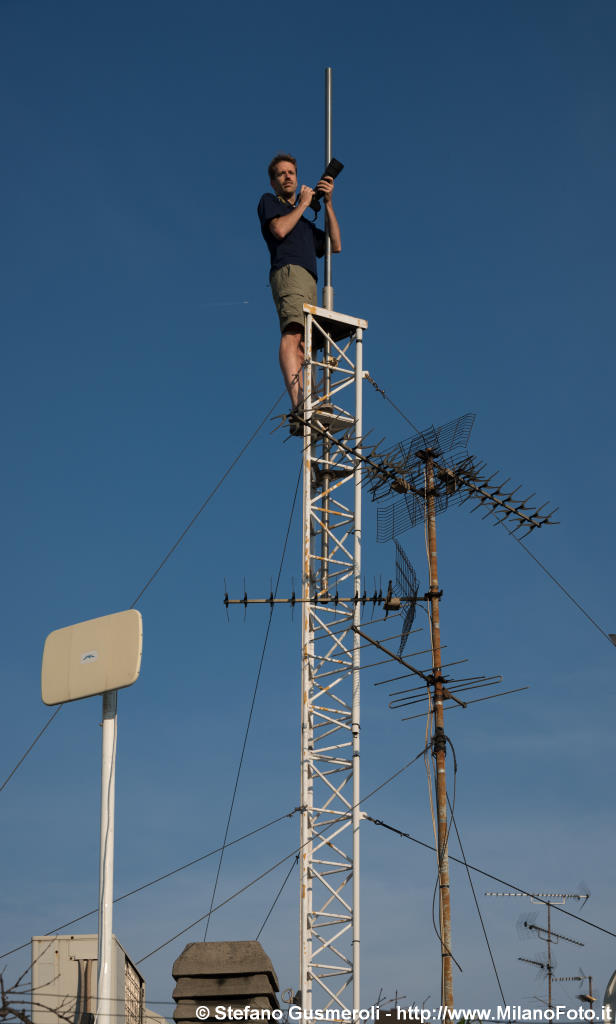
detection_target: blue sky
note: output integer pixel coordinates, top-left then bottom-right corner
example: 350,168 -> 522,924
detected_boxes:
1,0 -> 615,1013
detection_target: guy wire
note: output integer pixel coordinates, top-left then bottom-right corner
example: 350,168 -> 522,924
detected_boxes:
364,816 -> 616,940
0,809 -> 299,962
255,855 -> 299,940
505,523 -> 612,644
0,389 -> 287,800
365,373 -> 420,433
131,388 -> 286,607
0,706 -> 62,796
446,792 -> 506,1004
136,743 -> 433,964
203,456 -> 302,939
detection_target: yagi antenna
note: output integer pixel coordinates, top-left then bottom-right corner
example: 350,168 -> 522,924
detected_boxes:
368,412 -> 558,542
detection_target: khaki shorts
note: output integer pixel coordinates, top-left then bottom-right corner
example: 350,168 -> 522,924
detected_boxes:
270,264 -> 317,333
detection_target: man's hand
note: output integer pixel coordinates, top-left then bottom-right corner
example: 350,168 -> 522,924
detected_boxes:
316,175 -> 335,204
298,184 -> 315,209
269,185 -> 315,240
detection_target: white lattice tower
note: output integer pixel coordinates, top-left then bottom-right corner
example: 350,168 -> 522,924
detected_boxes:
299,304 -> 366,1012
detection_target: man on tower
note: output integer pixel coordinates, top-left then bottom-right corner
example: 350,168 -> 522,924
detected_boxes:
258,153 -> 341,433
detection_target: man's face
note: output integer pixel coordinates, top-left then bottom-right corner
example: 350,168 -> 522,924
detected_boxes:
270,160 -> 297,200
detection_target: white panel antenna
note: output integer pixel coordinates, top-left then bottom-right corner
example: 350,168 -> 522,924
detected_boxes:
41,609 -> 142,705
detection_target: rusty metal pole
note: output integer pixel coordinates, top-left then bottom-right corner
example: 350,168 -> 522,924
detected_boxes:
425,451 -> 454,1010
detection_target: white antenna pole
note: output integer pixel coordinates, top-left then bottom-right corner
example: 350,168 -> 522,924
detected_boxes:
322,67 -> 333,311
97,689 -> 117,1023
41,610 -> 142,1024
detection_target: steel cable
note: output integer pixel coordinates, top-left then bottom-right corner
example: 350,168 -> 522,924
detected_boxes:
505,525 -> 613,644
0,706 -> 62,795
0,390 -> 286,799
202,457 -> 302,939
365,815 -> 616,940
255,855 -> 299,940
130,389 -> 286,607
0,808 -> 299,962
447,793 -> 507,1004
134,745 -> 433,964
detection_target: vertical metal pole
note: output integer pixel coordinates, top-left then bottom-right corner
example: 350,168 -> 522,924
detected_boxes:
97,689 -> 117,1024
425,454 -> 453,1010
352,331 -> 363,1011
323,67 -> 333,311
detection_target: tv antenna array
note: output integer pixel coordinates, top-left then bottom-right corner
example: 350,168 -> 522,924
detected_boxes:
362,412 -> 557,1010
486,889 -> 590,1010
367,412 -> 558,542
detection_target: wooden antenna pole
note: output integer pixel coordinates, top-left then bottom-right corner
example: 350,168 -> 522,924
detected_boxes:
425,450 -> 454,1009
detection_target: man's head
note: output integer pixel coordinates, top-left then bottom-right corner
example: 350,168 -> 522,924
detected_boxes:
268,153 -> 297,200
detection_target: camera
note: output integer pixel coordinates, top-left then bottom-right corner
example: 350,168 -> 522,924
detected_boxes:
309,158 -> 344,213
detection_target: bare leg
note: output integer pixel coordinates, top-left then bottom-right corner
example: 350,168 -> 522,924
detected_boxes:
279,329 -> 305,408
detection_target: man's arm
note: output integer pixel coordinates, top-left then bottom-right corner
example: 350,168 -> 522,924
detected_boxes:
318,176 -> 342,253
269,186 -> 314,239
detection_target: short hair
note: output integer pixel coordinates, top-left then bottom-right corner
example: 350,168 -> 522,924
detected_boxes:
268,153 -> 297,180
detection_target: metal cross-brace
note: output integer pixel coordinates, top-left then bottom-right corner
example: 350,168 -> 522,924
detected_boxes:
299,303 -> 366,1013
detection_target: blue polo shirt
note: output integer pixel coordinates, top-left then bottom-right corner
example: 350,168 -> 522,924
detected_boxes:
258,192 -> 325,281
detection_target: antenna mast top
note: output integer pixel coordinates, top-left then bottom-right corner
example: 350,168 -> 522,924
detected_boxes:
323,68 -> 333,311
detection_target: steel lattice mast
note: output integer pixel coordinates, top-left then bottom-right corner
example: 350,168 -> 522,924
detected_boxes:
299,304 -> 366,1012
